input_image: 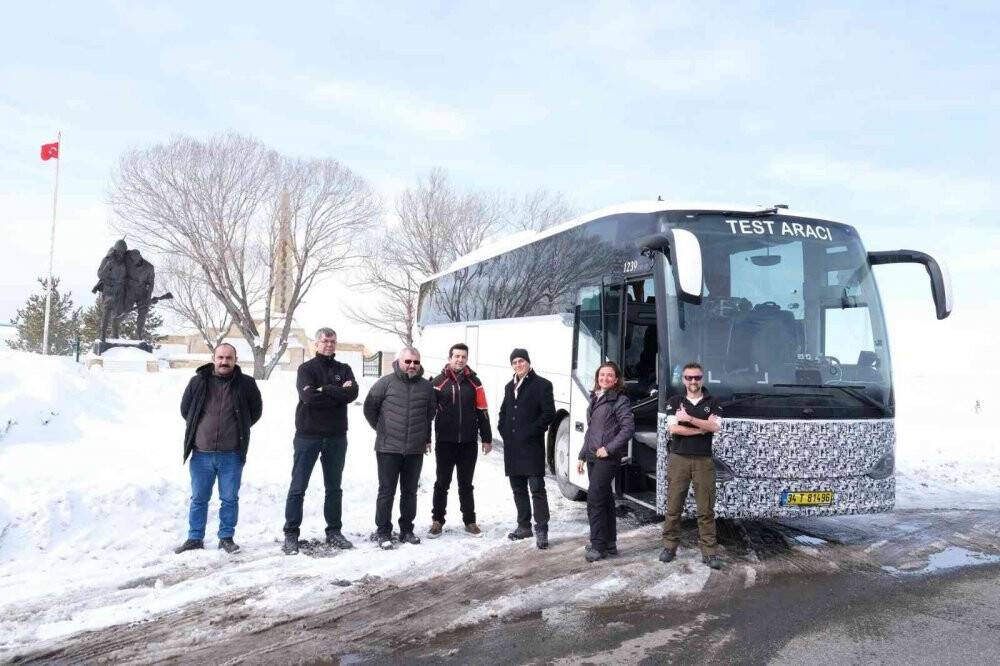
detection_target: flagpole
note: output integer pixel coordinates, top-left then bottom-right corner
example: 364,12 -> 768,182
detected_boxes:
41,130 -> 61,355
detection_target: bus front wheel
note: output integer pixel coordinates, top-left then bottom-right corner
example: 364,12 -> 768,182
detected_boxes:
553,417 -> 586,501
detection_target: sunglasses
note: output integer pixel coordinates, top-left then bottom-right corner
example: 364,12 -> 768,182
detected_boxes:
683,375 -> 703,381
401,359 -> 421,365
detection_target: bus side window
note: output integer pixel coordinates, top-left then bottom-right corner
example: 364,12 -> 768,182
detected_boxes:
574,286 -> 603,385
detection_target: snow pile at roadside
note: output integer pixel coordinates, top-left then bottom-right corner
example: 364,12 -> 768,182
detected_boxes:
893,365 -> 999,510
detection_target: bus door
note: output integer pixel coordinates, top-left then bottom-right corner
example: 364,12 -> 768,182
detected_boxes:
570,285 -> 605,490
620,276 -> 660,507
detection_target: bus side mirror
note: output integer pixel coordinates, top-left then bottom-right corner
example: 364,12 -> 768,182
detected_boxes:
637,230 -> 703,304
868,249 -> 953,320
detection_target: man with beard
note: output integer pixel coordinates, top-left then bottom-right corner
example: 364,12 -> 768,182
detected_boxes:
174,343 -> 263,555
363,347 -> 436,550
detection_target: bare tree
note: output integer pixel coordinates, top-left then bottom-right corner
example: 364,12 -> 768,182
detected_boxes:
347,168 -> 505,345
159,256 -> 232,353
507,189 -> 578,232
109,133 -> 380,378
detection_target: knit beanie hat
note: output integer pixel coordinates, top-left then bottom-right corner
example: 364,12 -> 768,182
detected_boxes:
509,348 -> 531,364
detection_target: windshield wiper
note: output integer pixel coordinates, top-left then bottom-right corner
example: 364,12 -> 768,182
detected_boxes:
772,384 -> 886,411
722,391 -> 821,408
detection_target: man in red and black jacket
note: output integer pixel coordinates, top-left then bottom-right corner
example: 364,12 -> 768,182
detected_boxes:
428,343 -> 493,538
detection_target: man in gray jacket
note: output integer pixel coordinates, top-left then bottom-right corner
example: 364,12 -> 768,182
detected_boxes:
363,346 -> 436,550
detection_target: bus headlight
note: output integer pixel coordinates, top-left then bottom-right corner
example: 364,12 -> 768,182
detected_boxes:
714,458 -> 734,482
866,451 -> 895,480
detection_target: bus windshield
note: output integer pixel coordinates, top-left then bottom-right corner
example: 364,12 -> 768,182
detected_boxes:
662,213 -> 892,418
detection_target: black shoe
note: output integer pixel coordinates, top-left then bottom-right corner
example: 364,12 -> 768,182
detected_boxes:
508,526 -> 533,540
659,547 -> 677,563
585,547 -> 606,562
218,538 -> 240,554
174,539 -> 204,554
399,532 -> 421,545
702,554 -> 723,570
535,527 -> 549,550
606,542 -> 618,556
282,535 -> 299,555
326,531 -> 354,549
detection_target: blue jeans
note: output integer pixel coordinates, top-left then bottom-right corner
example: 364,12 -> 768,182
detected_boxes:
187,450 -> 244,540
283,434 -> 349,537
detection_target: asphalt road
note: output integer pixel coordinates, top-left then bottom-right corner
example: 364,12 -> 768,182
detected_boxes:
10,509 -> 1000,665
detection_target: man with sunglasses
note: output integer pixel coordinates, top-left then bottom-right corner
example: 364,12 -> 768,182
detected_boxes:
660,361 -> 724,569
363,346 -> 436,550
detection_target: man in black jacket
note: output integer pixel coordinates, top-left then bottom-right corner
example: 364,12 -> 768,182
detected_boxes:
363,346 -> 436,550
175,343 -> 263,555
282,328 -> 360,555
428,343 -> 492,538
498,348 -> 555,549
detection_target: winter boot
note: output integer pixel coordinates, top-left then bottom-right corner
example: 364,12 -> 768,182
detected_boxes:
282,535 -> 299,555
218,538 -> 240,554
399,532 -> 421,545
507,525 -> 533,540
326,531 -> 354,550
377,533 -> 394,550
606,542 -> 619,556
427,521 -> 444,538
535,526 -> 549,550
174,539 -> 204,554
658,547 -> 677,563
464,523 -> 483,537
584,545 -> 605,562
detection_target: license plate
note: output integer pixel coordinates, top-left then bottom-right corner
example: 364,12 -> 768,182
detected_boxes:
780,490 -> 833,506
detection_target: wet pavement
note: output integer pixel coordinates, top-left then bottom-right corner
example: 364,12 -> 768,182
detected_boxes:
9,509 -> 1000,665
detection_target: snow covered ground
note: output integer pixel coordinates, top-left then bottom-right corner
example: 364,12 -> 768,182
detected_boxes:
0,348 -> 996,654
0,351 -> 597,653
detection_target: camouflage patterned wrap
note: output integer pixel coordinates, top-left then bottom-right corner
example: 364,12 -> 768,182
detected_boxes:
655,414 -> 895,518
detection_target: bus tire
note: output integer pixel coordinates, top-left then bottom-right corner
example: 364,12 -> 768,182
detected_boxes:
553,417 -> 586,501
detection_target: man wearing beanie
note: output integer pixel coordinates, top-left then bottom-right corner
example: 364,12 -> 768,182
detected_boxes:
497,348 -> 555,549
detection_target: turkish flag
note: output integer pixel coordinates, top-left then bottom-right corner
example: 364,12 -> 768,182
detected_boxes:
41,142 -> 59,161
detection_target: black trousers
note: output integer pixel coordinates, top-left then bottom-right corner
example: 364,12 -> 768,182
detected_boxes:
432,441 -> 478,525
509,475 -> 550,529
586,459 -> 619,551
283,434 -> 348,538
375,452 -> 424,536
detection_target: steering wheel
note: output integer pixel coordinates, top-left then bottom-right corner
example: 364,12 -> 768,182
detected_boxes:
820,355 -> 841,379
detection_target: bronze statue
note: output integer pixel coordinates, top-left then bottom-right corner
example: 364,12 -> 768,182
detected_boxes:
92,239 -> 172,346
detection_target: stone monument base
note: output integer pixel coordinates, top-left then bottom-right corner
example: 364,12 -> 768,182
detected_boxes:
93,339 -> 153,355
87,339 -> 158,373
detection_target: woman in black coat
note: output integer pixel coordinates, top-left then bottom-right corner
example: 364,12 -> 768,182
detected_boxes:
577,362 -> 634,562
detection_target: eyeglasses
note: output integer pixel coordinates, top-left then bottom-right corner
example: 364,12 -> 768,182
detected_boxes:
402,360 -> 421,365
683,375 -> 703,381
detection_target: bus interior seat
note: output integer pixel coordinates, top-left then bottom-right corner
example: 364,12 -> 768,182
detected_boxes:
726,301 -> 798,380
700,297 -> 750,377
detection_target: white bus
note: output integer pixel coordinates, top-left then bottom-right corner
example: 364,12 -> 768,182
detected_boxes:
416,201 -> 951,518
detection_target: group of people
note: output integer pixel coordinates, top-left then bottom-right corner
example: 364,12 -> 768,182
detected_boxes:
172,328 -> 724,569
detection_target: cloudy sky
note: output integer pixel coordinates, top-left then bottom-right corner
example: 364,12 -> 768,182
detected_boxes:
1,1 -> 996,356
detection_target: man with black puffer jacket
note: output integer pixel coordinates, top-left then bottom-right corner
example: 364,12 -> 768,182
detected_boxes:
282,328 -> 359,555
363,346 -> 436,550
428,343 -> 493,539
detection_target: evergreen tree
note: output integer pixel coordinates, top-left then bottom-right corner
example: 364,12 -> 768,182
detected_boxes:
9,277 -> 82,355
78,299 -> 164,345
